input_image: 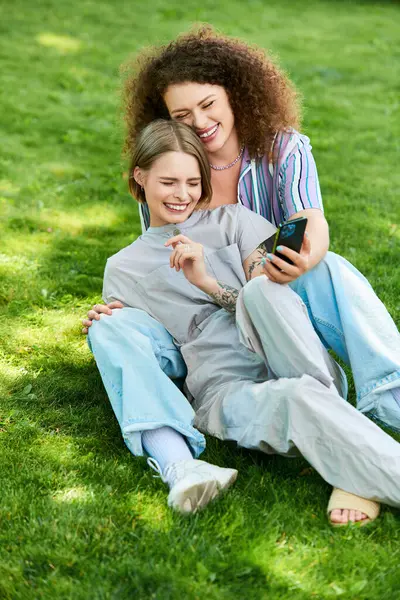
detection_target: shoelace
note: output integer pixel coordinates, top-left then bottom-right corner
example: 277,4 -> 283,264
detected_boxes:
147,457 -> 177,486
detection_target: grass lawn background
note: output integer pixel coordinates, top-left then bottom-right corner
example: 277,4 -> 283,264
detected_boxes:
1,0 -> 399,598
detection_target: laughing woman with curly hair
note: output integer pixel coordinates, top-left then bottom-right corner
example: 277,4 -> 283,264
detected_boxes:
83,27 -> 400,525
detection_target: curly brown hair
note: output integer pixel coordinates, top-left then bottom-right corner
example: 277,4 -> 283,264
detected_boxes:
122,25 -> 301,160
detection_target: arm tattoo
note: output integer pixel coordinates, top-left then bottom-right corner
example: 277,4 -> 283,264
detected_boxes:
247,242 -> 269,279
209,282 -> 239,314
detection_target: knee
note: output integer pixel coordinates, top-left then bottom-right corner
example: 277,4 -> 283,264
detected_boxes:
88,307 -> 135,345
301,254 -> 333,285
242,276 -> 279,309
289,254 -> 335,298
88,307 -> 174,359
309,251 -> 348,282
242,276 -> 298,318
88,311 -> 117,348
89,307 -> 154,336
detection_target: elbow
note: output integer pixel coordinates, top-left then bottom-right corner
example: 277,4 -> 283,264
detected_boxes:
322,219 -> 330,253
308,217 -> 330,265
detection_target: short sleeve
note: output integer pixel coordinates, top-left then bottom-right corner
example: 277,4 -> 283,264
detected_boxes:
277,132 -> 324,220
235,205 -> 277,261
102,257 -> 144,310
102,260 -> 127,305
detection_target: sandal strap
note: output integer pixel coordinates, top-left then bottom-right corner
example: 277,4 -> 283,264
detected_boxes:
328,487 -> 380,520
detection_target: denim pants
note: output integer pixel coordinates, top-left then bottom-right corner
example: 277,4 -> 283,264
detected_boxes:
88,251 -> 400,458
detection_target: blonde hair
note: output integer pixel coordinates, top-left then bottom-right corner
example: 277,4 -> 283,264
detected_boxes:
129,119 -> 212,208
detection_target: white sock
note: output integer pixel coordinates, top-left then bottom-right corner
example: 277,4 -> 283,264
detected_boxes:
142,426 -> 193,475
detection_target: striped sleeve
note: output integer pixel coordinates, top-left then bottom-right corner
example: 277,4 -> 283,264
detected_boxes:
138,203 -> 150,232
278,133 -> 324,219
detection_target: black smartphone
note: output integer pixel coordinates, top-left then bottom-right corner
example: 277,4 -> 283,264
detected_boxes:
272,217 -> 308,265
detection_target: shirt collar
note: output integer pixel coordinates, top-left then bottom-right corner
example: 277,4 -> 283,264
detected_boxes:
239,146 -> 252,180
145,209 -> 204,236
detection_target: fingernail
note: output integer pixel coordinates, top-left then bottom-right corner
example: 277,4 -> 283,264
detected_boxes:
276,246 -> 283,251
260,258 -> 267,265
267,253 -> 274,261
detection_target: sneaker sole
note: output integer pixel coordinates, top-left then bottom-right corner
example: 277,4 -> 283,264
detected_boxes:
169,469 -> 238,514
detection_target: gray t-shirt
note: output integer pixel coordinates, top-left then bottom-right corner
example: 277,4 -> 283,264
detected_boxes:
103,204 -> 276,347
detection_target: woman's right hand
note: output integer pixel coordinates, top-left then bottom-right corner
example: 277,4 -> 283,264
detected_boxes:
165,234 -> 208,288
81,301 -> 124,334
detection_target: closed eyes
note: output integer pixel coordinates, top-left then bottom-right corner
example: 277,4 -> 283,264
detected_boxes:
174,101 -> 215,121
160,181 -> 200,186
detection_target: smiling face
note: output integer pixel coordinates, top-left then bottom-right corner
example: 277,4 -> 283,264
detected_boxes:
134,151 -> 202,227
163,83 -> 239,159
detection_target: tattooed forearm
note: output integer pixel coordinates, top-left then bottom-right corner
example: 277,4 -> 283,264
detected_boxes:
209,282 -> 239,314
247,243 -> 269,279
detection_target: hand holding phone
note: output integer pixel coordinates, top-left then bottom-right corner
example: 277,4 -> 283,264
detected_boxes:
272,217 -> 308,265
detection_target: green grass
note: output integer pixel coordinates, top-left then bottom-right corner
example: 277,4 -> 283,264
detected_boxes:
1,0 -> 400,598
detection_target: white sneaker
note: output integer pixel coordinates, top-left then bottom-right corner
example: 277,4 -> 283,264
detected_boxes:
148,458 -> 238,514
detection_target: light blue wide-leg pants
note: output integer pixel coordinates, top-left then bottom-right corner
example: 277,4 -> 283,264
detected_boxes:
88,307 -> 206,458
289,252 -> 400,428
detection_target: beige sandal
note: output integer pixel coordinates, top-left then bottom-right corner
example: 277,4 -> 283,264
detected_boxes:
327,488 -> 380,527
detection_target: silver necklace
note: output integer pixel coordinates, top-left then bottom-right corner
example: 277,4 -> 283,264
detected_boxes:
209,146 -> 244,171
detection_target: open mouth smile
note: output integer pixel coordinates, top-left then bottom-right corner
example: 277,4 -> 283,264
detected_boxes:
197,124 -> 219,141
164,203 -> 191,212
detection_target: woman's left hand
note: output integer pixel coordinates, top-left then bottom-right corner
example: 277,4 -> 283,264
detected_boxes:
165,234 -> 208,288
262,233 -> 311,283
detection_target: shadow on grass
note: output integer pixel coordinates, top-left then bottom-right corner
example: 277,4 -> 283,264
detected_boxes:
1,212 -> 138,307
1,337 -> 400,599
